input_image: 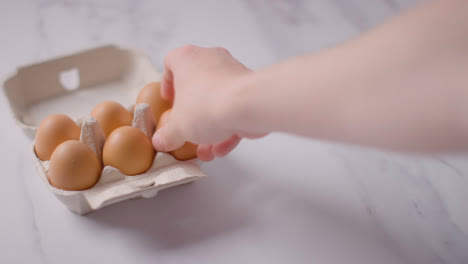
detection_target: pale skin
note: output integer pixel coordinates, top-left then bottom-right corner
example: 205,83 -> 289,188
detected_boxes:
153,0 -> 468,161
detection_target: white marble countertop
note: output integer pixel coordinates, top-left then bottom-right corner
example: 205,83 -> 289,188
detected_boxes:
1,0 -> 467,263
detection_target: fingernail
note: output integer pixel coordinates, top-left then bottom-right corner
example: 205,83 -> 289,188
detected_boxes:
153,133 -> 165,151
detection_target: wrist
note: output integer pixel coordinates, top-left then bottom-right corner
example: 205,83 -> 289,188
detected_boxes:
217,72 -> 261,135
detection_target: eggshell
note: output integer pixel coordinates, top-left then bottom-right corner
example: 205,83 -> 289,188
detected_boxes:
34,114 -> 81,161
157,110 -> 198,161
48,140 -> 101,191
136,82 -> 172,124
103,126 -> 155,175
90,101 -> 133,137
170,143 -> 198,161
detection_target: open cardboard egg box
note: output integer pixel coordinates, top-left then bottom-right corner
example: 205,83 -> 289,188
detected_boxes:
2,45 -> 207,214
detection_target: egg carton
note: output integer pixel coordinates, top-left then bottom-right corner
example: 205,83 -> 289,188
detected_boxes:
2,45 -> 207,214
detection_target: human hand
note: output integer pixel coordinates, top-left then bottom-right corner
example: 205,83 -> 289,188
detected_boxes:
152,45 -> 265,161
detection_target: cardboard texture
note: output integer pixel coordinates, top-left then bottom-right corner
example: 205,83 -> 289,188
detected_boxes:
2,45 -> 207,214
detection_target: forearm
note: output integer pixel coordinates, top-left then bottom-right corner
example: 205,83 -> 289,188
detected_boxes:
231,0 -> 468,152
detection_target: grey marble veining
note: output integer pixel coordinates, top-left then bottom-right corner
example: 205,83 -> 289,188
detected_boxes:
334,149 -> 468,263
1,0 -> 467,264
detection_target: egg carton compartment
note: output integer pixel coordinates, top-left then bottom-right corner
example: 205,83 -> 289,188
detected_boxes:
3,45 -> 207,214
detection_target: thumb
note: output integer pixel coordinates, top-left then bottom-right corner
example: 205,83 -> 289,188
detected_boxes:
152,124 -> 186,152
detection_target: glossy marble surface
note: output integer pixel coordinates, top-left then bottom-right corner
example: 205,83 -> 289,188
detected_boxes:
2,0 -> 467,263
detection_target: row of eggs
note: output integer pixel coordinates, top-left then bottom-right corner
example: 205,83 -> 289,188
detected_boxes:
34,82 -> 198,191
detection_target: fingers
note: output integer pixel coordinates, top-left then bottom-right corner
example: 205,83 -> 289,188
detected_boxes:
158,45 -> 247,161
196,136 -> 242,162
161,67 -> 174,102
197,144 -> 215,162
212,135 -> 241,157
161,45 -> 197,102
152,124 -> 185,152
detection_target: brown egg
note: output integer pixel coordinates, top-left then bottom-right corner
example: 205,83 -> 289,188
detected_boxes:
35,114 -> 81,161
90,101 -> 133,137
157,110 -> 198,161
48,140 -> 101,191
136,82 -> 172,123
103,126 -> 155,175
170,142 -> 198,161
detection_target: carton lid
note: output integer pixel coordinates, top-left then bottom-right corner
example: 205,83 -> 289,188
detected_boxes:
3,45 -> 160,138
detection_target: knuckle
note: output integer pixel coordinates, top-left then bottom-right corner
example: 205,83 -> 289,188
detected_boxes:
165,45 -> 198,67
213,46 -> 230,54
178,44 -> 197,55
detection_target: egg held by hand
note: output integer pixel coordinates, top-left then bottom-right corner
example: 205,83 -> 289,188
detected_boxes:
136,82 -> 172,123
103,126 -> 155,175
157,110 -> 198,161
